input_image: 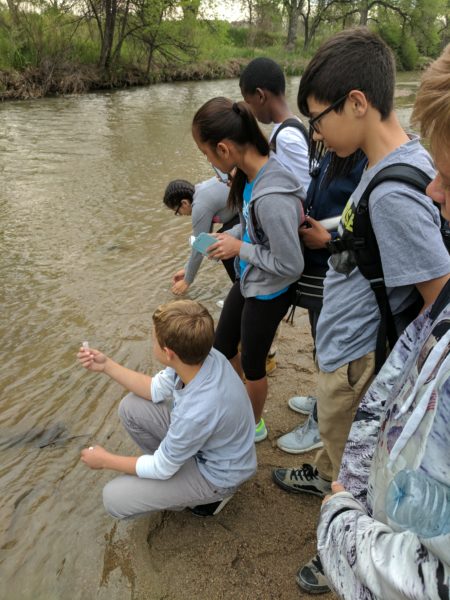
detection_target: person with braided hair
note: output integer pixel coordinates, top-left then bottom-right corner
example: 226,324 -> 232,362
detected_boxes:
192,96 -> 305,442
163,177 -> 239,295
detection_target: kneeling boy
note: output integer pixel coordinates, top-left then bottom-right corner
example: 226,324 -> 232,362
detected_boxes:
78,299 -> 257,519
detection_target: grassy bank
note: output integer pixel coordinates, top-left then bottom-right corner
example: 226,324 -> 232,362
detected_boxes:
0,54 -> 309,101
0,11 -> 431,101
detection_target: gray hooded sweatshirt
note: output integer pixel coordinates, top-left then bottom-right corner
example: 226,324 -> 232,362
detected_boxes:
228,154 -> 305,298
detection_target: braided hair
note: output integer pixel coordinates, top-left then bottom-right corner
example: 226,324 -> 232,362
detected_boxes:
163,179 -> 195,210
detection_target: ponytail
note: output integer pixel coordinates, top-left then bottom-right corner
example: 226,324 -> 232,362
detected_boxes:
192,97 -> 269,211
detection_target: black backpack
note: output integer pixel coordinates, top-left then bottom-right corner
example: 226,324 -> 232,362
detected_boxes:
269,118 -> 309,152
326,163 -> 450,373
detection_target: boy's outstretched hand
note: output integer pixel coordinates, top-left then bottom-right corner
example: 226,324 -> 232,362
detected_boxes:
77,347 -> 107,372
81,445 -> 109,469
81,445 -> 138,474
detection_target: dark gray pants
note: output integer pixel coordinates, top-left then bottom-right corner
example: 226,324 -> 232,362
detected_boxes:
102,393 -> 232,519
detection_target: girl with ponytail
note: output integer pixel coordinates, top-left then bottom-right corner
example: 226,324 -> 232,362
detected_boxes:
192,97 -> 305,441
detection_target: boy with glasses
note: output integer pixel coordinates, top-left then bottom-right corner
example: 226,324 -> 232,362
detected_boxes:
317,44 -> 450,598
272,27 -> 450,594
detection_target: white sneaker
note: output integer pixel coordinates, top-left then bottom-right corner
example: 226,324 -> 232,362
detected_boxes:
216,299 -> 224,308
288,395 -> 316,415
276,414 -> 323,454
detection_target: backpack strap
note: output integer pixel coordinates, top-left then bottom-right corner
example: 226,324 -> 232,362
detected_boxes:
430,278 -> 450,321
353,163 -> 432,373
270,118 -> 309,152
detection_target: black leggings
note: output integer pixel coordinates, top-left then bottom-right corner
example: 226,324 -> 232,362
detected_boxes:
217,214 -> 240,282
214,280 -> 292,381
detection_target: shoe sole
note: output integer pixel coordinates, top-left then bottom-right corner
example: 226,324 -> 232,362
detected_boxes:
296,574 -> 330,595
276,440 -> 324,454
271,470 -> 327,497
288,398 -> 314,415
255,431 -> 268,443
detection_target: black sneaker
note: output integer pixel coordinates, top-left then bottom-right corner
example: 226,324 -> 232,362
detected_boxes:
296,554 -> 331,594
272,464 -> 331,497
189,495 -> 233,517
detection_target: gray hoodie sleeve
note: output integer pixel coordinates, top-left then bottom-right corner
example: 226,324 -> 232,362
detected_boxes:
183,201 -> 212,284
184,181 -> 230,284
226,223 -> 243,240
239,192 -> 303,278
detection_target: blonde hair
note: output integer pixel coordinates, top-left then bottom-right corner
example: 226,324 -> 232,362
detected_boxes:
412,45 -> 450,157
152,299 -> 214,365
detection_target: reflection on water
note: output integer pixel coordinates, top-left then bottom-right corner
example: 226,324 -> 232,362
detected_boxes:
0,75 -> 419,599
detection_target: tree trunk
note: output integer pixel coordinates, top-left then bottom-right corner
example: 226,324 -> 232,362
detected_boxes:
303,18 -> 310,50
6,0 -> 21,26
286,6 -> 301,49
99,0 -> 117,72
146,43 -> 155,77
110,0 -> 131,66
359,0 -> 369,25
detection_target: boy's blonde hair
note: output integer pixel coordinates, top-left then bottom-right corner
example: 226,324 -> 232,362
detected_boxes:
412,44 -> 450,157
152,299 -> 214,365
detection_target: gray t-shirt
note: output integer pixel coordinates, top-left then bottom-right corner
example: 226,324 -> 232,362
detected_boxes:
136,348 -> 257,488
184,178 -> 237,284
316,137 -> 450,372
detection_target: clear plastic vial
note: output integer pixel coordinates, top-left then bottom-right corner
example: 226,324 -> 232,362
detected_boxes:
385,469 -> 450,538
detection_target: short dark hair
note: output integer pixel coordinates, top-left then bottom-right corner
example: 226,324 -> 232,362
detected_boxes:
163,179 -> 195,210
152,300 -> 214,365
240,57 -> 286,96
298,28 -> 395,120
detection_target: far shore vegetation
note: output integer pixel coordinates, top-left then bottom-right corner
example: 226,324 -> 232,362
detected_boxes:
1,0 -> 448,100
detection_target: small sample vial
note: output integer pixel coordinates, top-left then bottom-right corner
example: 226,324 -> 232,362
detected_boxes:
82,341 -> 89,351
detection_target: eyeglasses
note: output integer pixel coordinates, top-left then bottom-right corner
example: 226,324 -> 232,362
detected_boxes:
309,93 -> 349,134
174,204 -> 182,216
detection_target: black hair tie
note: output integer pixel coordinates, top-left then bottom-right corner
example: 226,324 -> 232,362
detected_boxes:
232,102 -> 240,115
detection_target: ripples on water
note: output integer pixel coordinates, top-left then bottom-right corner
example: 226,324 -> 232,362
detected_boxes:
0,76 -> 418,598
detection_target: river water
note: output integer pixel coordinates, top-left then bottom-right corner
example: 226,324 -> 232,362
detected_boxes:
0,74 -> 419,599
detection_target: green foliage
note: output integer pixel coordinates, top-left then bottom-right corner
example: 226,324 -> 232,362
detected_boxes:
252,29 -> 280,47
399,36 -> 420,71
0,0 -> 447,98
227,26 -> 250,47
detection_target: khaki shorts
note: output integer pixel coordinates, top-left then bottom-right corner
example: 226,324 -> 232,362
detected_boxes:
315,352 -> 375,481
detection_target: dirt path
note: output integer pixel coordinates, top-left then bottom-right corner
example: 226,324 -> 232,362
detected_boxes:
96,310 -> 337,600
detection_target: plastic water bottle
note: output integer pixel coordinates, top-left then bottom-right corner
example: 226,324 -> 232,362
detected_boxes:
385,469 -> 450,538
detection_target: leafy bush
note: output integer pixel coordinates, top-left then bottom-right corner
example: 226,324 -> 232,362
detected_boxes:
252,29 -> 280,47
399,36 -> 420,70
227,26 -> 250,47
